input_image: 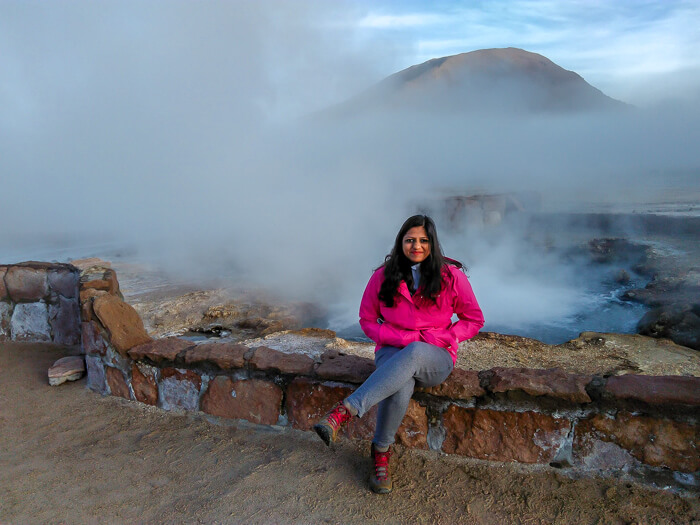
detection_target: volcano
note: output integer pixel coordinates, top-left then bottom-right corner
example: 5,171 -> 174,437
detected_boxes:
332,47 -> 628,115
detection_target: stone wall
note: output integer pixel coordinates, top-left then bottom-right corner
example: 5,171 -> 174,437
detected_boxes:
4,261 -> 695,481
76,267 -> 700,481
0,262 -> 80,344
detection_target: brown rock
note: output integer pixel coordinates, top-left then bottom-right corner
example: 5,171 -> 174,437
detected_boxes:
5,266 -> 49,302
103,269 -> 120,295
93,294 -> 151,355
105,366 -> 130,400
605,374 -> 700,406
344,404 -> 379,441
48,269 -> 78,298
417,368 -> 484,399
128,337 -> 193,364
286,378 -> 354,432
0,266 -> 8,300
81,279 -> 112,293
442,406 -> 570,463
79,287 -> 106,303
81,321 -> 108,355
285,378 -> 428,445
291,327 -> 337,338
488,367 -> 592,403
316,350 -> 376,383
249,346 -> 315,375
394,399 -> 428,449
573,412 -> 699,473
79,288 -> 107,322
183,342 -> 248,369
161,367 -> 202,388
48,356 -> 85,386
159,368 -> 201,411
201,376 -> 283,425
131,364 -> 157,405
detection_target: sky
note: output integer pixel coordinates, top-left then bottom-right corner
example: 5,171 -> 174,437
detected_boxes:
354,0 -> 700,107
1,1 -> 699,337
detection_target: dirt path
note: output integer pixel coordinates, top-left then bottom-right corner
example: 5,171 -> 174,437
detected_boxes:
1,343 -> 697,524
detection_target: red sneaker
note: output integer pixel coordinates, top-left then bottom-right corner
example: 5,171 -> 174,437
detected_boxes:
313,402 -> 353,446
369,444 -> 392,494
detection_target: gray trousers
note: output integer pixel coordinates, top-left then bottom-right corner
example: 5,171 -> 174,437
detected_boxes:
344,341 -> 454,449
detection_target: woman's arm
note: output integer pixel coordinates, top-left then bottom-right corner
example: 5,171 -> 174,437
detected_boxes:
358,271 -> 383,343
359,269 -> 420,347
449,269 -> 485,342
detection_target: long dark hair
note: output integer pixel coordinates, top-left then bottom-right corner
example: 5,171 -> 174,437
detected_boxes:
378,215 -> 462,307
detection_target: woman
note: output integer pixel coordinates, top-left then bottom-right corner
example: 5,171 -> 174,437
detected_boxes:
313,215 -> 484,494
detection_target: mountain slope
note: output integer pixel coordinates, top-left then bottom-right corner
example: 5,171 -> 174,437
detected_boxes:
332,48 -> 627,115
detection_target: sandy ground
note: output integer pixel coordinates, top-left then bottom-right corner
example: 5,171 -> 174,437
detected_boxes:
1,343 -> 698,525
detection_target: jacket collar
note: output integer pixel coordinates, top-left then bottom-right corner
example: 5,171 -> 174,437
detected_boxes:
398,281 -> 414,303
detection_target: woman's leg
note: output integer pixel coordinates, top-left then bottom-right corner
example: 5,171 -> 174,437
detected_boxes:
365,347 -> 413,449
344,341 -> 453,435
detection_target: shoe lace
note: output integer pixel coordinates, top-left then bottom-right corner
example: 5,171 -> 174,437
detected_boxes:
373,448 -> 391,480
327,403 -> 351,430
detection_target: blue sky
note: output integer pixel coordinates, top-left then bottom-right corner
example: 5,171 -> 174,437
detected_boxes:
351,0 -> 700,105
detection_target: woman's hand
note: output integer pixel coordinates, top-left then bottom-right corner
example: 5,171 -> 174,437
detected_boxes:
419,327 -> 458,351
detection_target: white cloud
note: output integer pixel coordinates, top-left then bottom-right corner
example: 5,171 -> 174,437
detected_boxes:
359,13 -> 447,29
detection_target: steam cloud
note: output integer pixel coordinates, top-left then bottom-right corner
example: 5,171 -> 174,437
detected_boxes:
2,2 -> 699,336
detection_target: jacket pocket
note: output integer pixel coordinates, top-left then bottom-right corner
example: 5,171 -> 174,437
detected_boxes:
379,323 -> 420,348
420,327 -> 458,351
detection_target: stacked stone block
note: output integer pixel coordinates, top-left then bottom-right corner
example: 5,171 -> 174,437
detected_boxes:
0,262 -> 80,344
75,267 -> 698,480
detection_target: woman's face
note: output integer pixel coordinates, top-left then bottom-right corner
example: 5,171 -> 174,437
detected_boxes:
402,226 -> 431,264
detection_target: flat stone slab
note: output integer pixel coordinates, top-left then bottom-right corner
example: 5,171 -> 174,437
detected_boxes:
128,337 -> 193,364
488,367 -> 592,403
604,374 -> 700,406
242,330 -> 344,360
48,356 -> 85,386
201,376 -> 283,425
418,368 -> 484,399
5,265 -> 49,302
249,346 -> 315,376
316,350 -> 376,384
183,342 -> 248,369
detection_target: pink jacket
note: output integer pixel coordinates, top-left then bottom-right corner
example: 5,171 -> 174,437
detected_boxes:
359,263 -> 484,364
